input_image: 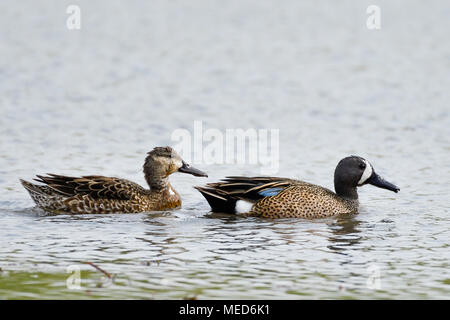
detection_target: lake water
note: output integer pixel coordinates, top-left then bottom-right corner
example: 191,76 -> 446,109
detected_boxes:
0,0 -> 449,299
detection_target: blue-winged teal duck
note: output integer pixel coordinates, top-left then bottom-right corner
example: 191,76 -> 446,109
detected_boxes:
195,156 -> 399,218
21,147 -> 207,214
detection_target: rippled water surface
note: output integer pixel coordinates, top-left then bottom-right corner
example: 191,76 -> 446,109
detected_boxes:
0,0 -> 449,299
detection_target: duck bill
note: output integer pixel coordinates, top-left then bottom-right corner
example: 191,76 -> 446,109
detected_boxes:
367,172 -> 400,193
178,161 -> 208,177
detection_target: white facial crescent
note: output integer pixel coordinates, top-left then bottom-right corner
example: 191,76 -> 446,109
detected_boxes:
358,160 -> 373,185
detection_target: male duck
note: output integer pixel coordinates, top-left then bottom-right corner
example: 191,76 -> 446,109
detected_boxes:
21,146 -> 207,214
195,156 -> 399,218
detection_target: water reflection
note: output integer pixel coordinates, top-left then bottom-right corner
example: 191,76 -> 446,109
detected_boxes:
326,216 -> 363,255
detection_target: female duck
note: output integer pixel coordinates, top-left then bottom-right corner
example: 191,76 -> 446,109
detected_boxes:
195,156 -> 399,218
21,146 -> 207,214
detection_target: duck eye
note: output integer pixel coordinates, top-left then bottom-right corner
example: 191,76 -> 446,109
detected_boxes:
359,163 -> 366,170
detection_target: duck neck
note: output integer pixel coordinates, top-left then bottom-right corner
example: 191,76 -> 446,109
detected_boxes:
145,171 -> 169,191
334,181 -> 359,200
143,159 -> 170,191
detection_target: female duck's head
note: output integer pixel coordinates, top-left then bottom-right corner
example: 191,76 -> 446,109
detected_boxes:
144,146 -> 207,188
334,156 -> 399,199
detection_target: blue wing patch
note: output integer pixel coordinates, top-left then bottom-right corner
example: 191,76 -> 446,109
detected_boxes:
258,187 -> 283,197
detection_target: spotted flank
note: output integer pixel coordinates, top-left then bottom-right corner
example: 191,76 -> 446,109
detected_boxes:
195,156 -> 399,219
195,177 -> 356,218
20,146 -> 207,214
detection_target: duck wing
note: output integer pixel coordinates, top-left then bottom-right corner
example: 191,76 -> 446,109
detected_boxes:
33,174 -> 146,200
195,176 -> 300,213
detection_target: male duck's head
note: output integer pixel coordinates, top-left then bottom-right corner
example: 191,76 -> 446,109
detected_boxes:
144,147 -> 207,184
334,156 -> 399,199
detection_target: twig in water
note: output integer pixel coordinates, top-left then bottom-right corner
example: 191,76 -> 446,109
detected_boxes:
84,261 -> 112,279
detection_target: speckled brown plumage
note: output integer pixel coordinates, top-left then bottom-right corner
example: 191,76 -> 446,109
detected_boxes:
247,183 -> 357,218
195,156 -> 399,219
20,147 -> 207,214
196,177 -> 357,218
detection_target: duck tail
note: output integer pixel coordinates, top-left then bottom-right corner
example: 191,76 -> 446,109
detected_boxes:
20,179 -> 43,194
194,186 -> 237,213
20,178 -> 60,206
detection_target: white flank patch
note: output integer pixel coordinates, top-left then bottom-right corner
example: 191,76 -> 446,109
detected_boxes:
235,200 -> 253,214
358,160 -> 373,185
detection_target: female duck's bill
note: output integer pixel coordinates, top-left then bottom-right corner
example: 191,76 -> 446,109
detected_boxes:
178,161 -> 208,177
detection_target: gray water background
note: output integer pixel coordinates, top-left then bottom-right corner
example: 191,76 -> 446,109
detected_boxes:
0,0 -> 449,299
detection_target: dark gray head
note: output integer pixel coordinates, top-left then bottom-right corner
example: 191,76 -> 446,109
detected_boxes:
334,156 -> 400,199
